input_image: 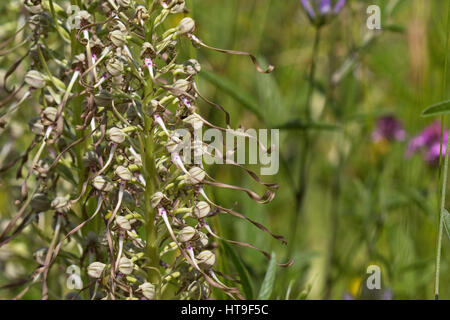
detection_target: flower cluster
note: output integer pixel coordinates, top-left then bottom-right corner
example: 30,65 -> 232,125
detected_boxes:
0,0 -> 285,300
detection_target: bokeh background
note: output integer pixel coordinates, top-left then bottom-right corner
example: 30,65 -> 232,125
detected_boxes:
1,0 -> 450,299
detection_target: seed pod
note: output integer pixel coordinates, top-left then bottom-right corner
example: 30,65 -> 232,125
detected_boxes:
92,175 -> 114,192
30,193 -> 51,212
115,165 -> 132,181
87,262 -> 106,278
106,59 -> 123,77
107,127 -> 126,144
115,215 -> 131,230
193,201 -> 210,219
33,248 -> 48,265
139,282 -> 155,300
109,30 -> 127,47
183,59 -> 201,75
25,70 -> 46,89
196,250 -> 215,269
187,166 -> 206,184
118,257 -> 134,275
51,196 -> 71,213
42,107 -> 57,126
178,226 -> 197,242
177,17 -> 195,35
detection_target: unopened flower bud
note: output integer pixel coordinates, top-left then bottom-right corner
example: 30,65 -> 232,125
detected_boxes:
151,191 -> 171,208
196,231 -> 209,247
115,165 -> 132,181
115,215 -> 131,230
118,257 -> 134,275
87,261 -> 106,278
165,137 -> 181,154
29,118 -> 44,136
109,30 -> 127,47
92,175 -> 114,192
33,248 -> 47,265
196,250 -> 215,269
30,193 -> 51,212
183,113 -> 203,130
42,107 -> 57,126
25,70 -> 46,89
183,59 -> 201,75
140,42 -> 156,59
193,201 -> 210,219
187,166 -> 206,184
177,17 -> 195,35
139,282 -> 155,300
172,79 -> 191,94
51,196 -> 71,213
178,226 -> 197,242
25,0 -> 43,14
83,150 -> 98,167
94,90 -> 113,107
117,0 -> 131,8
107,127 -> 126,144
106,59 -> 123,77
76,10 -> 93,27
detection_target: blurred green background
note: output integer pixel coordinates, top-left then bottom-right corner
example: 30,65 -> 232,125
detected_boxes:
2,0 -> 450,299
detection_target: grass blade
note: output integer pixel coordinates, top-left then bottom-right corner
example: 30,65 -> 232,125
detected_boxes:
221,241 -> 254,299
257,252 -> 277,300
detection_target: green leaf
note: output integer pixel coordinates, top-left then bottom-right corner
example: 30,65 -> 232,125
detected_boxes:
221,241 -> 254,299
276,119 -> 341,131
421,100 -> 450,117
443,209 -> 450,240
297,282 -> 312,300
200,70 -> 264,121
257,252 -> 276,300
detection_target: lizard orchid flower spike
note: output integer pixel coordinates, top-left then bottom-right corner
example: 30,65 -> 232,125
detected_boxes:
0,0 -> 290,300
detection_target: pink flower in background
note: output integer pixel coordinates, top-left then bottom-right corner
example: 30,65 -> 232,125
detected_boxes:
372,116 -> 406,142
406,121 -> 449,165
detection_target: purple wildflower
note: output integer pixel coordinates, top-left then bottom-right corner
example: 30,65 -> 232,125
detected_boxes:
300,0 -> 346,25
371,116 -> 406,142
406,121 -> 449,165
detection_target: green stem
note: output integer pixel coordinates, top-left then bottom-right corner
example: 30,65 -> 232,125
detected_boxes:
140,79 -> 161,297
435,127 -> 450,299
434,0 -> 450,300
288,26 -> 321,255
